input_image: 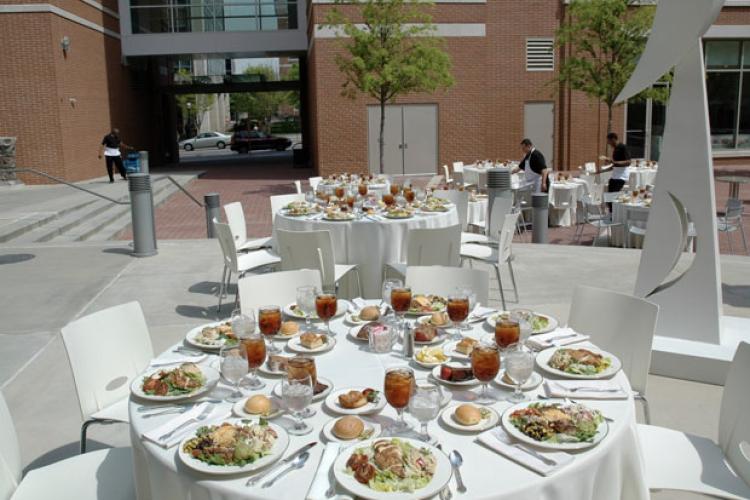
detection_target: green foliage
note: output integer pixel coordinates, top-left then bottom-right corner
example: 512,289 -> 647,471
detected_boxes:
230,65 -> 300,125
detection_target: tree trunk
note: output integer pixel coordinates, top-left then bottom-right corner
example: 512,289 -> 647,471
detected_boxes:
379,97 -> 386,175
606,104 -> 613,134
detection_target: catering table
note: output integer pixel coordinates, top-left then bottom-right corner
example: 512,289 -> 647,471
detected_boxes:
467,198 -> 487,227
611,200 -> 650,248
628,168 -> 658,189
273,209 -> 459,298
130,307 -> 648,500
547,180 -> 587,227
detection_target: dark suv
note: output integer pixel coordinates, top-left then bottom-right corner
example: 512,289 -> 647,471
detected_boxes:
230,130 -> 292,153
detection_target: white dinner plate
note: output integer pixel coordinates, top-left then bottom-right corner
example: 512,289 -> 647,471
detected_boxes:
185,321 -> 237,350
442,340 -> 474,361
414,330 -> 448,346
430,363 -> 479,387
493,370 -> 543,391
258,358 -> 288,376
131,365 -> 220,402
440,403 -> 499,433
323,213 -> 356,222
324,387 -> 386,415
501,401 -> 609,451
485,311 -> 558,335
333,437 -> 452,500
177,419 -> 289,475
347,325 -> 369,343
287,335 -> 336,354
536,347 -> 622,380
231,397 -> 284,419
322,417 -> 382,444
283,300 -> 350,321
406,300 -> 447,317
272,376 -> 333,402
416,314 -> 453,329
412,347 -> 450,369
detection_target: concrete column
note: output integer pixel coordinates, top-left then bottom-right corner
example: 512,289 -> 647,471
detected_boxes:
532,193 -> 549,244
128,173 -> 158,257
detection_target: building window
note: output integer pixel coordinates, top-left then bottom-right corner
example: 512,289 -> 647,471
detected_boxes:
626,82 -> 668,161
526,38 -> 554,72
705,40 -> 750,151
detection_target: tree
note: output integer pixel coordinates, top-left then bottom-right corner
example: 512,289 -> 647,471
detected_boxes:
325,0 -> 454,174
555,0 -> 661,134
230,65 -> 295,130
174,70 -> 215,137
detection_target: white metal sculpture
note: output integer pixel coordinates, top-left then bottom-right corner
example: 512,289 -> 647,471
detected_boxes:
616,0 -> 725,344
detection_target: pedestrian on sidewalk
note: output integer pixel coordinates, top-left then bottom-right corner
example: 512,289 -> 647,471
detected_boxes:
98,128 -> 132,183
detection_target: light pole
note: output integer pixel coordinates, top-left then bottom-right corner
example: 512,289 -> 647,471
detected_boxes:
186,101 -> 193,137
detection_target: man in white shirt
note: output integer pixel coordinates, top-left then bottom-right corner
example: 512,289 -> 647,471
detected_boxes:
98,128 -> 131,183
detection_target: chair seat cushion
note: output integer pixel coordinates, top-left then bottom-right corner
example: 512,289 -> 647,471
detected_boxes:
237,249 -> 281,272
461,232 -> 495,245
238,236 -> 273,251
90,397 -> 129,423
637,424 -> 750,499
628,227 -> 647,236
12,448 -> 134,500
460,243 -> 497,262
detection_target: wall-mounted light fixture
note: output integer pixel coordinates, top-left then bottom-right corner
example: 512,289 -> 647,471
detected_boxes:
60,36 -> 71,55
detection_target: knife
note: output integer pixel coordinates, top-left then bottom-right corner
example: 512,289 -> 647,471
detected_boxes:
246,441 -> 318,486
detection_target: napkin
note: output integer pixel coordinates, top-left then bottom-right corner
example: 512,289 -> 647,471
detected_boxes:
149,353 -> 207,367
544,379 -> 628,400
351,298 -> 368,311
306,442 -> 341,500
468,305 -> 495,322
477,428 -> 573,476
526,328 -> 589,350
141,403 -> 229,448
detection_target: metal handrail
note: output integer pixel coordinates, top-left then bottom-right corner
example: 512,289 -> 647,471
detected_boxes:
158,175 -> 204,207
15,168 -> 129,205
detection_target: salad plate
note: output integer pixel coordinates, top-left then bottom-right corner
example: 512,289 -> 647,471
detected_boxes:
322,417 -> 381,444
440,404 -> 499,432
131,364 -> 219,402
430,363 -> 479,387
185,321 -> 239,350
441,340 -> 471,361
406,295 -> 447,316
536,347 -> 621,380
178,419 -> 289,475
493,370 -> 543,391
501,401 -> 608,451
333,437 -> 452,500
485,311 -> 558,334
284,300 -> 350,321
324,387 -> 386,416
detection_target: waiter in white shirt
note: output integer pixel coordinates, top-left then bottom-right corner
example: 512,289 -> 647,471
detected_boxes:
512,138 -> 549,193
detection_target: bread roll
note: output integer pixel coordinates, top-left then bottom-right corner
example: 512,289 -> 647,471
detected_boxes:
244,395 -> 272,415
280,321 -> 299,336
332,416 -> 365,440
359,306 -> 380,321
454,404 -> 482,426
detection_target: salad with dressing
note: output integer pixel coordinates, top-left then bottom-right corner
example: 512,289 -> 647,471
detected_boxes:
345,439 -> 436,493
509,402 -> 603,443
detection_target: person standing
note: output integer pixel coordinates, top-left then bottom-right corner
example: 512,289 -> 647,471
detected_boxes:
98,128 -> 131,183
513,138 -> 549,193
598,132 -> 632,194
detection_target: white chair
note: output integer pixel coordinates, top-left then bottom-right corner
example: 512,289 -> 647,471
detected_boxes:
577,195 -> 622,246
0,392 -> 134,500
452,161 -> 464,173
638,342 -> 750,499
433,189 -> 469,232
441,165 -> 452,184
426,175 -> 444,189
239,269 -> 322,313
223,202 -> 272,252
294,180 -> 302,194
567,285 -> 658,423
215,221 -> 281,312
463,168 -> 479,188
308,176 -> 323,192
514,184 -> 534,238
384,224 -> 461,281
405,266 -> 489,306
460,211 -> 521,311
276,229 -> 362,296
60,301 -> 153,454
625,206 -> 649,249
461,196 -> 513,246
269,193 -> 305,224
718,198 -> 748,255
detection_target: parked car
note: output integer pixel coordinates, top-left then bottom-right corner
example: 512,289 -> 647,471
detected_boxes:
179,132 -> 231,151
230,130 -> 292,154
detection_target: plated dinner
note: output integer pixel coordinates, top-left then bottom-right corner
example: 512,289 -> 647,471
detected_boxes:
325,387 -> 386,415
131,363 -> 219,402
536,347 -> 622,380
185,321 -> 239,350
346,305 -> 383,324
284,300 -> 350,321
431,362 -> 478,387
407,295 -> 447,315
486,311 -> 558,334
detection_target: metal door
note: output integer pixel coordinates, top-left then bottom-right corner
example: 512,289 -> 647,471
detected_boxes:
368,106 -> 403,175
524,102 -> 554,165
403,104 -> 438,175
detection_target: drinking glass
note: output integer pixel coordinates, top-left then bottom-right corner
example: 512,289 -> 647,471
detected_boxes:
315,293 -> 337,336
305,190 -> 315,205
471,344 -> 500,403
504,343 -> 535,402
296,285 -> 318,333
241,332 -> 266,389
409,382 -> 441,442
390,286 -> 412,328
404,188 -> 416,204
282,375 -> 314,435
258,305 -> 282,354
231,308 -> 256,337
358,183 -> 368,197
384,367 -> 415,435
495,318 -> 520,350
219,344 -> 248,402
381,278 -> 403,314
335,186 -> 345,199
447,292 -> 470,340
458,286 -> 476,331
287,356 -> 317,418
510,309 -> 534,343
382,193 -> 395,206
390,183 -> 401,196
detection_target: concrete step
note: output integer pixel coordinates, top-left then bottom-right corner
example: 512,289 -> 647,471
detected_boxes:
0,198 -> 98,243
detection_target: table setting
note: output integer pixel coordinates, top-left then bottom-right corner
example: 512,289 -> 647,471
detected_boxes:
610,187 -> 653,247
129,283 -> 648,500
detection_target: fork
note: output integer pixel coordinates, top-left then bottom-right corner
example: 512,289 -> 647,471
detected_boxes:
569,387 -> 622,393
157,404 -> 213,442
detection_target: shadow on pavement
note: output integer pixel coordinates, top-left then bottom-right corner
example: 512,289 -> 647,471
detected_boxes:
0,253 -> 35,265
722,284 -> 750,308
102,247 -> 134,256
188,281 -> 221,295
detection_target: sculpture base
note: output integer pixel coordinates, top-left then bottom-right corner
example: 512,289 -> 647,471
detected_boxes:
650,315 -> 750,385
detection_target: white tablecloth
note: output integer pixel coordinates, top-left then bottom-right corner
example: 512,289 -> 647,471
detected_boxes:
628,169 -> 658,189
468,199 -> 488,226
274,210 -> 459,298
130,309 -> 648,500
611,201 -> 650,248
548,182 -> 587,227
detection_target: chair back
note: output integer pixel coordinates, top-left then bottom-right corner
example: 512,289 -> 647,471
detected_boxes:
270,193 -> 305,223
61,301 -> 154,420
725,198 -> 743,221
433,190 -> 469,231
294,180 -> 302,194
567,286 -> 658,396
276,229 -> 337,291
463,168 -> 479,187
498,212 -> 520,264
514,184 -> 533,211
584,162 -> 597,173
452,161 -> 464,173
718,341 -> 750,485
214,221 -> 239,272
488,196 -> 514,238
0,392 -> 21,500
626,206 -> 649,226
239,270 -> 322,313
405,266 -> 489,305
223,202 -> 247,246
452,171 -> 465,186
406,225 -> 461,267
308,176 -> 323,192
441,165 -> 451,180
427,175 -> 444,189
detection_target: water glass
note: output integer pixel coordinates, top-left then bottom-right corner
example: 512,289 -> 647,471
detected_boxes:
282,375 -> 314,435
219,344 -> 248,402
510,309 -> 534,343
504,343 -> 535,402
296,285 -> 318,334
409,382 -> 441,442
231,308 -> 256,338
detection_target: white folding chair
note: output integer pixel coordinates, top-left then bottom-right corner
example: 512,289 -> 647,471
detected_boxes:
452,161 -> 464,173
215,221 -> 281,312
433,190 -> 469,231
567,285 -> 658,423
308,176 -> 323,192
441,165 -> 453,184
238,269 -> 322,313
460,212 -> 521,310
269,193 -> 305,224
405,266 -> 489,306
638,342 -> 750,499
578,195 -> 622,246
276,229 -> 362,296
426,175 -> 444,189
60,301 -> 153,454
625,206 -> 649,249
294,180 -> 302,194
463,169 -> 479,188
223,202 -> 272,251
718,198 -> 748,255
384,224 -> 461,281
0,392 -> 134,500
460,196 -> 513,246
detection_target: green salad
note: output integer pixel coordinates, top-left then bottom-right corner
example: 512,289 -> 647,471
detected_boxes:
345,439 -> 437,492
183,420 -> 277,467
509,403 -> 603,443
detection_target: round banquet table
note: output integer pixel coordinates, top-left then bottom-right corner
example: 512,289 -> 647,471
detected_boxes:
611,200 -> 650,248
273,209 -> 459,299
317,182 -> 390,198
548,181 -> 587,227
628,168 -> 658,189
468,198 -> 488,226
130,307 -> 648,500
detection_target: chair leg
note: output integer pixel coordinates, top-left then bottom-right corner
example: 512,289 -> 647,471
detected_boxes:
634,393 -> 651,425
507,259 -> 519,304
354,267 -> 363,298
217,266 -> 227,314
740,224 -> 748,255
80,418 -> 119,454
493,264 -> 506,311
728,230 -> 734,255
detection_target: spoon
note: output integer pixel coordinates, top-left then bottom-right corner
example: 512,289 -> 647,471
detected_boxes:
262,452 -> 310,488
449,450 -> 467,493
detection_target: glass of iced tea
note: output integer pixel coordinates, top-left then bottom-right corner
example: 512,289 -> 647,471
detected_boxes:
447,292 -> 470,339
390,286 -> 412,327
495,317 -> 520,350
358,183 -> 368,197
404,188 -> 415,204
315,293 -> 338,336
384,367 -> 415,434
335,186 -> 345,199
258,305 -> 282,354
241,333 -> 266,389
390,183 -> 401,196
346,195 -> 355,209
471,344 -> 500,403
382,193 -> 395,206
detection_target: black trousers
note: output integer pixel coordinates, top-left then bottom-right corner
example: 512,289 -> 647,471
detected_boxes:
606,178 -> 626,211
105,155 -> 126,181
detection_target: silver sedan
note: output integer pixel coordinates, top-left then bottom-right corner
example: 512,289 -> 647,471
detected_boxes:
179,132 -> 231,151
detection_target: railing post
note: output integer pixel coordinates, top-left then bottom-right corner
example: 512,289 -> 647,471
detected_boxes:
204,193 -> 220,238
531,193 -> 549,244
128,173 -> 158,257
